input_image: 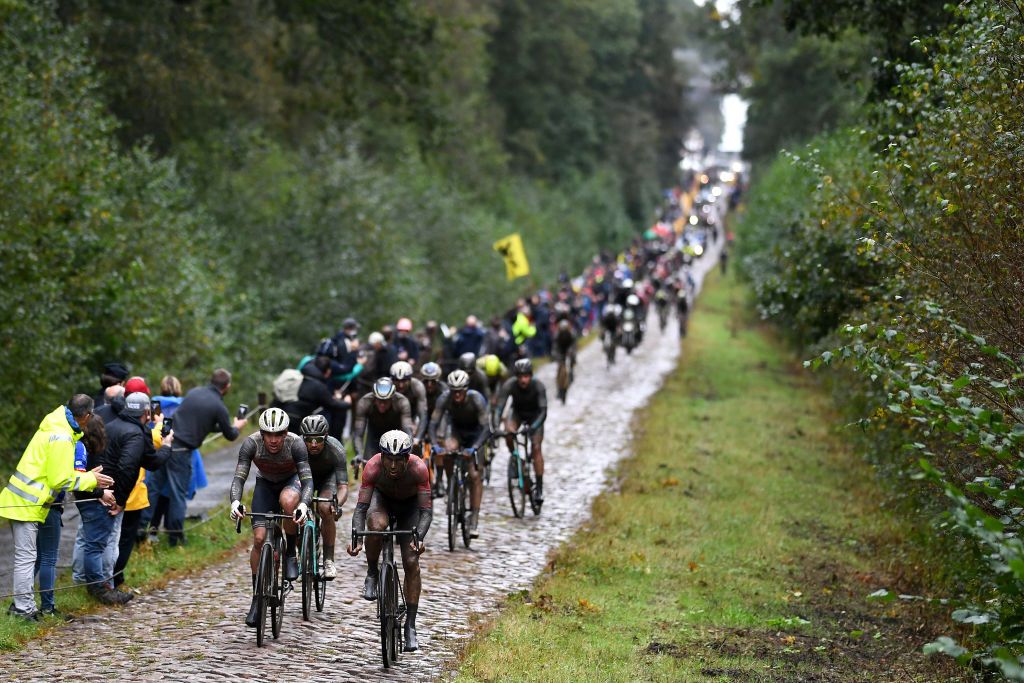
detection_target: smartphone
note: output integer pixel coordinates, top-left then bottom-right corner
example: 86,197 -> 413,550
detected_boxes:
237,404 -> 249,420
162,416 -> 173,437
150,400 -> 161,416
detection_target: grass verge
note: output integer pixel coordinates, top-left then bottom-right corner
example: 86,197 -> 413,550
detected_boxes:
456,270 -> 970,682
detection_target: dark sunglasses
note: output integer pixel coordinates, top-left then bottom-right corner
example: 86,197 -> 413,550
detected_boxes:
303,436 -> 326,445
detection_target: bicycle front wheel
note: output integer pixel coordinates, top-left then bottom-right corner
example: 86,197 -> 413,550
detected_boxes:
460,472 -> 472,548
301,524 -> 314,621
379,563 -> 394,668
508,454 -> 526,518
315,540 -> 326,612
271,534 -> 285,639
446,471 -> 458,552
256,544 -> 272,647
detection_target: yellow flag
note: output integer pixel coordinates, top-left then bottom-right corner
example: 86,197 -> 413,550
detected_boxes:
493,233 -> 530,281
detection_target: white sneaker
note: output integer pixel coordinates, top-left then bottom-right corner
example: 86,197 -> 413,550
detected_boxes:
323,559 -> 337,581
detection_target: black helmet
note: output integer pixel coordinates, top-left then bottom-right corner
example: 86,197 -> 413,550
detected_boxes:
458,352 -> 476,371
513,358 -> 533,376
300,414 -> 329,438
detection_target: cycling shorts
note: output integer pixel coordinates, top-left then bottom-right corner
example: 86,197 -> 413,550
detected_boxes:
312,473 -> 338,499
510,413 -> 544,439
251,474 -> 301,529
367,489 -> 420,534
449,426 -> 484,468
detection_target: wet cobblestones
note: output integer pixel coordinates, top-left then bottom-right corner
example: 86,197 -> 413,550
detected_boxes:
0,242 -> 720,682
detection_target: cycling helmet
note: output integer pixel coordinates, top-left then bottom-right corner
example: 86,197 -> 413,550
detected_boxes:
396,317 -> 413,332
458,352 -> 476,371
447,369 -> 470,390
379,430 -> 413,457
420,362 -> 442,381
373,377 -> 396,400
259,407 -> 289,433
483,354 -> 502,376
300,414 -> 330,437
390,361 -> 414,381
626,294 -> 640,307
513,358 -> 533,376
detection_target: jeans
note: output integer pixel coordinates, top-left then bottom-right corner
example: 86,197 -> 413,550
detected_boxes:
71,522 -> 85,584
34,507 -> 63,611
113,509 -> 143,587
78,501 -> 116,589
156,448 -> 192,545
10,520 -> 39,614
103,509 -> 124,585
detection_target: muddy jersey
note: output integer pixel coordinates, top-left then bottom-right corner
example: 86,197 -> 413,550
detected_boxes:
403,378 -> 428,429
428,388 -> 489,448
229,432 -> 313,503
356,453 -> 432,508
351,392 -> 413,457
495,377 -> 548,425
417,381 -> 448,440
308,435 -> 348,492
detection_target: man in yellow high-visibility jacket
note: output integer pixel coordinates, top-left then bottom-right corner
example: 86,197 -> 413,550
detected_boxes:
0,395 -> 113,620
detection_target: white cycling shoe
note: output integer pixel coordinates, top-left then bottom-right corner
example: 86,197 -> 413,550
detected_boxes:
324,559 -> 337,581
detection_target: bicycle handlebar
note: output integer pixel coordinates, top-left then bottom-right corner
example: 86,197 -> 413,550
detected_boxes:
235,511 -> 295,534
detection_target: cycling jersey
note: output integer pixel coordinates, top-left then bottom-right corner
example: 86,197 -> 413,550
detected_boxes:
351,392 -> 413,459
351,454 -> 433,540
400,378 -> 428,431
230,432 -> 314,523
308,435 -> 348,495
495,377 -> 548,429
428,389 -> 490,450
417,380 -> 448,440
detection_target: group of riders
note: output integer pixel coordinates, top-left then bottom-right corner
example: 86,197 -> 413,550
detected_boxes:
224,218 -> 711,654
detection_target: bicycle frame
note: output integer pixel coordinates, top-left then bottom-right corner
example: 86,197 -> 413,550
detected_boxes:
236,511 -> 293,646
353,527 -> 418,668
301,495 -> 336,618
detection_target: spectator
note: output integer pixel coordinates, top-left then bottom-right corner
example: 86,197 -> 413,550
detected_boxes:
481,316 -> 508,358
453,315 -> 484,358
359,332 -> 396,394
93,362 -> 129,408
142,375 -> 184,542
273,355 -> 352,440
1,395 -> 115,617
148,368 -> 245,546
419,320 -> 442,364
392,318 -> 420,365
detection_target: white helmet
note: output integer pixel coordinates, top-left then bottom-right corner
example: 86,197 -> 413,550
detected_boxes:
622,278 -> 634,289
447,369 -> 470,390
420,362 -> 442,381
379,430 -> 413,457
373,377 -> 396,400
626,294 -> 640,307
368,331 -> 385,346
259,407 -> 289,433
390,361 -> 414,381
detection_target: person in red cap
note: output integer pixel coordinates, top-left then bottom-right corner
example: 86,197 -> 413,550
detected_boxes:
392,317 -> 420,366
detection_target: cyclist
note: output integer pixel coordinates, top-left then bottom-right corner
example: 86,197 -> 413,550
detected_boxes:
229,407 -> 313,627
457,352 -> 491,404
351,377 -> 413,468
654,286 -> 670,330
494,358 -> 548,503
418,362 -> 449,497
347,430 -> 432,652
298,415 -> 348,580
390,361 -> 427,449
477,354 -> 508,409
428,370 -> 490,537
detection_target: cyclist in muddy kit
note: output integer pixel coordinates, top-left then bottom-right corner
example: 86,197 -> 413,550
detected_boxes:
428,370 -> 490,536
494,358 -> 548,503
351,377 -> 413,467
298,415 -> 348,580
417,362 -> 449,497
228,408 -> 313,627
347,430 -> 432,652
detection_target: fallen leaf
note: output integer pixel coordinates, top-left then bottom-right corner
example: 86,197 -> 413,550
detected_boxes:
688,561 -> 699,572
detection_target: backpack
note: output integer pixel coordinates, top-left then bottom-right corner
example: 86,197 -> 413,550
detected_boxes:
273,368 -> 303,404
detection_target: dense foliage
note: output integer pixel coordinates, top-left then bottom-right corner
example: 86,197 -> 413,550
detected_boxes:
734,0 -> 1024,676
0,0 -> 695,461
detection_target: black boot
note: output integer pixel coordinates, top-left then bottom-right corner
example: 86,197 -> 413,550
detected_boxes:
404,603 -> 419,652
245,574 -> 259,627
362,572 -> 378,601
285,534 -> 299,581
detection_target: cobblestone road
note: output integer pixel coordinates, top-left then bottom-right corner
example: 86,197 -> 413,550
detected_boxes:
0,237 -> 722,682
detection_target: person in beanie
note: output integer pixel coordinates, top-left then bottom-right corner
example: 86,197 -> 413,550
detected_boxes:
0,395 -> 114,619
94,362 -> 129,408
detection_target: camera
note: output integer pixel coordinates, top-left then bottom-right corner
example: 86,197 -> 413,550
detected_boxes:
237,404 -> 249,420
150,400 -> 161,416
162,416 -> 173,438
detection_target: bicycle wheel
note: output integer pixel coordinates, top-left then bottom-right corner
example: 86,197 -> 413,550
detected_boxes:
271,534 -> 285,639
482,443 -> 492,486
314,538 -> 326,612
255,544 -> 272,647
379,562 -> 393,668
385,564 -> 400,663
446,470 -> 458,551
508,453 -> 525,518
301,524 -> 314,621
460,471 -> 472,548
